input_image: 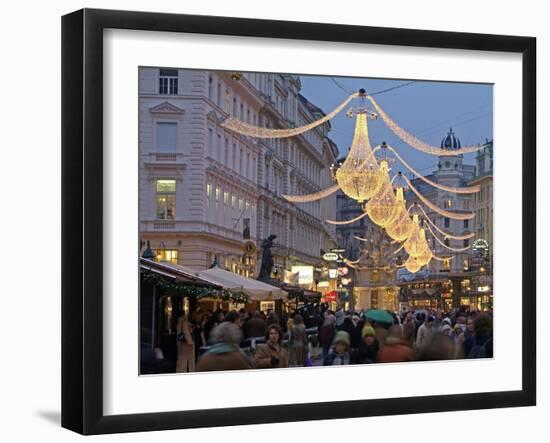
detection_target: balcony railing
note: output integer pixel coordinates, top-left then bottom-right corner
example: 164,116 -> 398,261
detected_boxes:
153,220 -> 176,230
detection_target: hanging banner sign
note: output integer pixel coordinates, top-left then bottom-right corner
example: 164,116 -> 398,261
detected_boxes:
322,252 -> 339,261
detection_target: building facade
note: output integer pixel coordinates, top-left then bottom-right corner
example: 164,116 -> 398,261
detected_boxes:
138,68 -> 338,280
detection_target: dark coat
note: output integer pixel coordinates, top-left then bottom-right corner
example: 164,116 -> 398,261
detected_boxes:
353,339 -> 380,364
318,323 -> 335,347
245,316 -> 267,338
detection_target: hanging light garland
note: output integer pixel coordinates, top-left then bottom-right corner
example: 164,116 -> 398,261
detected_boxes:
423,221 -> 473,253
221,92 -> 358,138
325,210 -> 369,225
282,184 -> 340,203
381,144 -> 481,194
366,95 -> 487,155
415,203 -> 475,240
403,175 -> 475,220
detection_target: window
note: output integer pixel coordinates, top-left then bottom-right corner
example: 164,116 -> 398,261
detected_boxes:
239,199 -> 244,210
443,258 -> 451,270
156,180 -> 176,220
215,187 -> 221,208
463,239 -> 469,248
159,69 -> 178,95
217,82 -> 222,106
463,200 -> 470,210
156,122 -> 177,152
232,195 -> 237,208
443,199 -> 452,209
444,217 -> 450,228
224,191 -> 229,206
444,238 -> 450,247
464,219 -> 469,229
155,249 -> 178,264
208,76 -> 213,100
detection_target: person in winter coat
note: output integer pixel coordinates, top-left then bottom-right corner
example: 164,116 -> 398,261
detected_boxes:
376,325 -> 415,363
353,325 -> 380,364
462,314 -> 493,359
244,311 -> 267,339
196,322 -> 252,372
288,314 -> 308,367
176,312 -> 195,372
254,324 -> 288,369
318,313 -> 336,360
324,331 -> 352,366
416,315 -> 435,350
402,311 -> 417,347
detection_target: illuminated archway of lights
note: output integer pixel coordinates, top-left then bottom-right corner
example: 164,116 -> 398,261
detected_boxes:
222,88 -> 485,273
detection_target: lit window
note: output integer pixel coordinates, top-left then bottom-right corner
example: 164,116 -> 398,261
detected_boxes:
156,179 -> 176,220
443,258 -> 451,270
159,69 -> 178,95
156,249 -> 178,264
443,199 -> 452,209
239,199 -> 244,210
224,191 -> 229,205
156,122 -> 177,152
206,183 -> 212,198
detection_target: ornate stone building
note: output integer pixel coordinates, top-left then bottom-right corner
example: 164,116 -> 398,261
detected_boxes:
138,68 -> 338,277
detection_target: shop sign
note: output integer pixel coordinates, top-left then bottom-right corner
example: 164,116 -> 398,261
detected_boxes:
291,265 -> 314,284
323,291 -> 338,302
322,252 -> 339,261
317,280 -> 330,288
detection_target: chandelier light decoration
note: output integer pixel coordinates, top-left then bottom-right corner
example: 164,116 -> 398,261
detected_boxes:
222,87 -> 484,274
365,160 -> 399,227
334,111 -> 384,203
384,187 -> 415,242
366,95 -> 487,155
221,92 -> 358,138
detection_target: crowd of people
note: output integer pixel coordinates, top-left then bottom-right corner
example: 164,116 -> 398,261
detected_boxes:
170,304 -> 493,373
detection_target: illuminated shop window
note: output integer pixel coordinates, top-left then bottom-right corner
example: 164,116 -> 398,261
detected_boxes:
156,179 -> 176,220
155,249 -> 178,264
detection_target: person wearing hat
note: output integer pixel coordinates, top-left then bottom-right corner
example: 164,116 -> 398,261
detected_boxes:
352,325 -> 380,364
323,330 -> 351,366
453,323 -> 465,358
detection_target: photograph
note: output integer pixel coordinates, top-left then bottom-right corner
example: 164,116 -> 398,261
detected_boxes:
138,67 -> 494,375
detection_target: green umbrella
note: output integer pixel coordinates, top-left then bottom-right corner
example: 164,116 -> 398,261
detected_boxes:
365,309 -> 394,324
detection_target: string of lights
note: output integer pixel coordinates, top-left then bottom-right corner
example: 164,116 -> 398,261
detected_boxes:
367,95 -> 487,155
325,210 -> 369,225
424,221 -> 472,253
403,175 -> 475,220
221,92 -> 358,138
416,203 -> 475,240
382,144 -> 481,194
282,184 -> 340,203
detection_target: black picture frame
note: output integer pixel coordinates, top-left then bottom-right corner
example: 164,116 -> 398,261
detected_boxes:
62,8 -> 536,435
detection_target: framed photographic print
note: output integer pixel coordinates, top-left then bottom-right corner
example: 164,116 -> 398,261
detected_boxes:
61,8 -> 536,435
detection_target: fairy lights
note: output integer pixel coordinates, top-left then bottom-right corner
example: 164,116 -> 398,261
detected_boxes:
424,221 -> 473,253
282,184 -> 340,203
367,95 -> 486,155
325,210 -> 369,225
415,203 -> 475,240
365,161 -> 399,227
381,144 -> 481,194
221,92 -> 358,138
403,175 -> 475,221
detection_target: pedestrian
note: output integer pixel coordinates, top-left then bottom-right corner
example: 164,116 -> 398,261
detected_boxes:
402,311 -> 416,347
353,325 -> 379,364
192,312 -> 209,361
463,313 -> 493,359
416,315 -> 435,350
176,311 -> 195,372
453,323 -> 465,358
376,325 -> 415,363
324,331 -> 352,366
196,322 -> 252,372
373,321 -> 389,349
441,317 -> 453,336
244,311 -> 267,339
288,314 -> 308,367
254,324 -> 289,369
318,312 -> 336,360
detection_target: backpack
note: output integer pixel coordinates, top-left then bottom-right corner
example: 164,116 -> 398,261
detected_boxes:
467,338 -> 491,359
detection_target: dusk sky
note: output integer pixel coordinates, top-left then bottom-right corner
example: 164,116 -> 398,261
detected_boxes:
299,75 -> 493,174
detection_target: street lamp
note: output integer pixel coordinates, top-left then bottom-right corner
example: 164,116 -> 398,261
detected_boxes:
142,240 -> 154,260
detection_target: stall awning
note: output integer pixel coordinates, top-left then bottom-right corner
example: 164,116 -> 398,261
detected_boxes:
196,266 -> 288,301
140,258 -> 221,289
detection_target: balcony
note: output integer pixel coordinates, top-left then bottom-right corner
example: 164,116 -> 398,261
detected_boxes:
153,220 -> 176,230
